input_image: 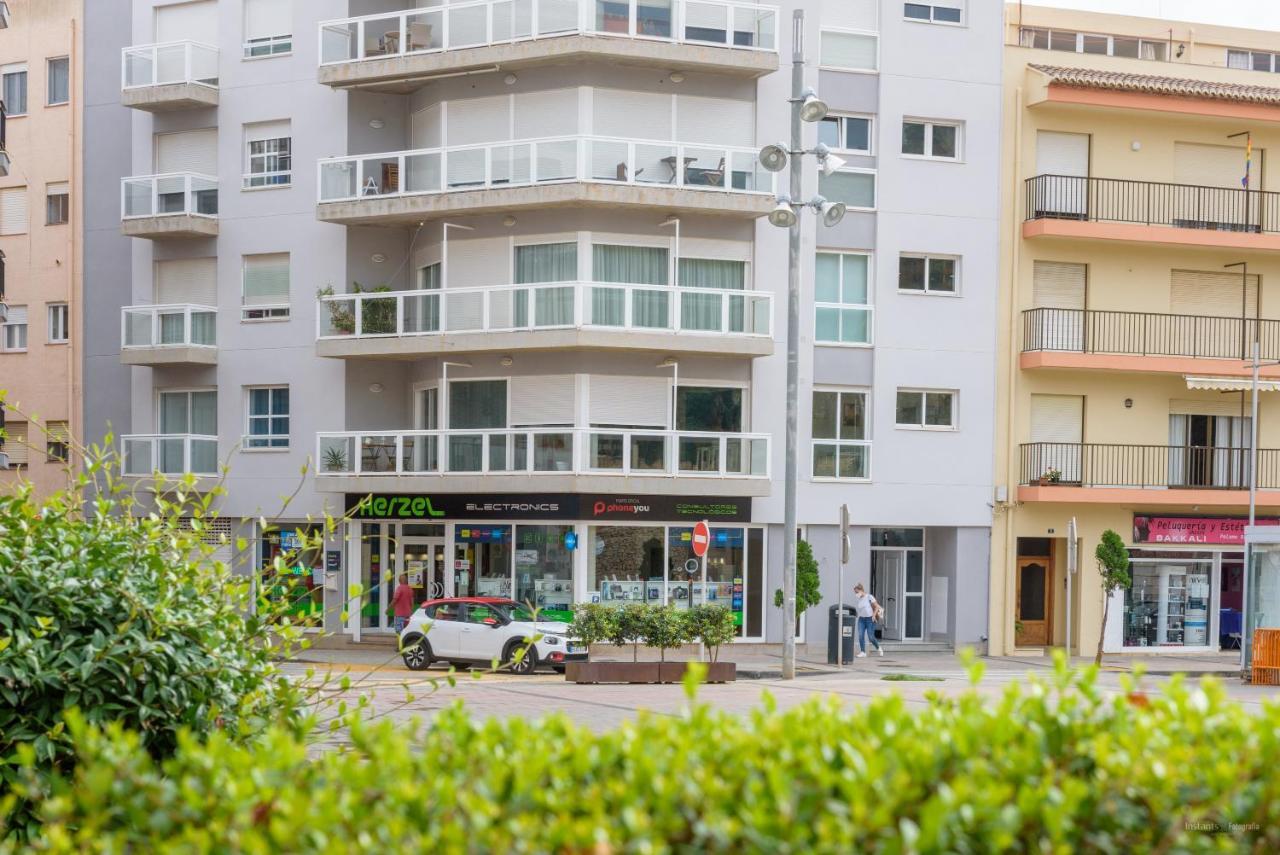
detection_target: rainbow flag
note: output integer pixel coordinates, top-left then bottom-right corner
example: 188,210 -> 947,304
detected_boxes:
1243,134 -> 1253,189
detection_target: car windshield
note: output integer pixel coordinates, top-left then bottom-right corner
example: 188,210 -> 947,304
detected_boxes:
494,602 -> 538,622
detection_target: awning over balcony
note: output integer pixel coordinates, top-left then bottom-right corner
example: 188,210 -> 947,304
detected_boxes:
1185,375 -> 1280,393
1029,63 -> 1280,106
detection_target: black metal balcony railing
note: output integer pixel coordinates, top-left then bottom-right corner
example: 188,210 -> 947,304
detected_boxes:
1022,308 -> 1280,361
1019,442 -> 1280,490
1025,175 -> 1280,234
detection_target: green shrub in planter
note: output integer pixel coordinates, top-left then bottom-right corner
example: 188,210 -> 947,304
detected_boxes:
611,602 -> 652,662
568,603 -> 616,648
11,661 -> 1280,853
640,605 -> 689,662
685,604 -> 736,662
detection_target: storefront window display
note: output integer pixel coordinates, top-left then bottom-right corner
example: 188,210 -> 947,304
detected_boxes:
260,524 -> 324,623
588,526 -> 665,606
515,524 -> 574,621
1123,550 -> 1216,648
455,525 -> 512,598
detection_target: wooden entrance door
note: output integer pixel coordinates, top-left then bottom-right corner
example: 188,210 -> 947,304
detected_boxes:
1016,558 -> 1053,646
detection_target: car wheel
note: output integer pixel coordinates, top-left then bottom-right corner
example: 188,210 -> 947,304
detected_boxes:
505,640 -> 538,675
401,635 -> 432,671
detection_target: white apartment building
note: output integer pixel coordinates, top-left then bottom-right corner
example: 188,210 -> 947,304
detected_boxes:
83,0 -> 998,650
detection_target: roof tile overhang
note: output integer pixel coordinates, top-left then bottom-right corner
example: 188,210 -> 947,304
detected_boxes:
1026,63 -> 1280,121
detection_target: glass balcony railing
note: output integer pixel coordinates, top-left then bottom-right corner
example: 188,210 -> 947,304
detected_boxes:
318,0 -> 778,65
317,282 -> 772,339
122,305 -> 217,349
318,136 -> 770,203
121,173 -> 219,219
317,428 -> 770,478
121,434 -> 220,477
121,41 -> 219,89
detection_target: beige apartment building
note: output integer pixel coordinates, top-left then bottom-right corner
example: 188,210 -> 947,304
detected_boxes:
994,4 -> 1280,658
0,0 -> 82,494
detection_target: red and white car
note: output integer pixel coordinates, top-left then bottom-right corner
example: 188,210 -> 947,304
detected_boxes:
398,597 -> 587,674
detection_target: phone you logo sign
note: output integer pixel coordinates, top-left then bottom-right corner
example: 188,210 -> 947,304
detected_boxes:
592,498 -> 651,516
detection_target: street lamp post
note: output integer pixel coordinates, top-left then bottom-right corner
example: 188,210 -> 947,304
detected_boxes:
761,9 -> 847,680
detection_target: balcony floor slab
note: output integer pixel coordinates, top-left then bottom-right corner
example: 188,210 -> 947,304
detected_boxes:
121,83 -> 218,112
121,215 -> 219,240
1019,351 -> 1280,378
317,473 -> 770,497
1023,218 -> 1280,252
121,346 -> 218,366
317,329 -> 772,360
1018,485 -> 1280,507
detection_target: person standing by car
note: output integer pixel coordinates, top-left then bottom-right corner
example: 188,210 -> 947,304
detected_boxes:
391,574 -> 416,634
852,583 -> 883,658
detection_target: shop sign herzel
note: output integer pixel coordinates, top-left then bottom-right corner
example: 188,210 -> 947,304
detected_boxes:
345,493 -> 751,523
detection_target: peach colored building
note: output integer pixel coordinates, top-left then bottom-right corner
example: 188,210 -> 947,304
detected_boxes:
994,4 -> 1280,660
0,0 -> 82,496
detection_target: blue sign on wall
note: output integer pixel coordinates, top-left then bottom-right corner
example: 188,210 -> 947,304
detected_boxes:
564,530 -> 578,551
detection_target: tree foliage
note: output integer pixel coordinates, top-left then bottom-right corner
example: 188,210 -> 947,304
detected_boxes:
775,539 -> 823,617
685,605 -> 737,663
1094,529 -> 1132,666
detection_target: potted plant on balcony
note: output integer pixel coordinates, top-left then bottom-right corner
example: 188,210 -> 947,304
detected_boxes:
1038,467 -> 1063,487
317,282 -> 397,336
321,444 -> 348,473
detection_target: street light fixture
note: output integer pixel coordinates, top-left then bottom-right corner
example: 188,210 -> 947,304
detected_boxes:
798,87 -> 829,123
814,197 -> 846,227
813,143 -> 847,176
768,198 -> 798,228
759,143 -> 790,173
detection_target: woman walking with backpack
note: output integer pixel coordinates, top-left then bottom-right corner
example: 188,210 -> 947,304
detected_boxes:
852,583 -> 883,658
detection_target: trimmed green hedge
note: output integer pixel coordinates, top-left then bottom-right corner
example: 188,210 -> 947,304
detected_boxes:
8,663 -> 1280,853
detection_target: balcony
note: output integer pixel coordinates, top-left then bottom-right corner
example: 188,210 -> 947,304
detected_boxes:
316,137 -> 772,225
120,305 -> 217,366
121,41 -> 219,112
317,0 -> 778,92
1018,442 -> 1280,506
121,434 -> 220,479
316,428 -> 771,496
1020,308 -> 1280,378
0,101 -> 8,177
316,282 -> 772,359
120,173 -> 219,239
1023,175 -> 1280,251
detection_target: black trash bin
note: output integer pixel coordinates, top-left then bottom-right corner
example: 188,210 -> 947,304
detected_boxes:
828,604 -> 857,665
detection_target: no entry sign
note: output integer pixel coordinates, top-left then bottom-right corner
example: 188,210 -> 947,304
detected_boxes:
691,520 -> 711,558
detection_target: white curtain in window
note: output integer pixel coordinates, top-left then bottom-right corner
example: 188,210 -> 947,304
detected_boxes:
243,254 -> 290,306
679,258 -> 744,331
515,243 -> 576,326
592,244 -> 669,327
1168,414 -> 1187,487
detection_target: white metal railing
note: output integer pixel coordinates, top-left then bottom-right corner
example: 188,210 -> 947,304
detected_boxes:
121,304 -> 217,349
319,0 -> 777,65
316,428 -> 770,479
316,282 -> 772,340
121,41 -> 219,89
121,434 -> 220,477
121,173 -> 219,219
317,136 -> 771,203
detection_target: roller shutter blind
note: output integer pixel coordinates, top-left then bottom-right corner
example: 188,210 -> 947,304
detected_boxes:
588,376 -> 669,428
2,421 -> 28,466
1170,269 -> 1258,317
445,96 -> 510,146
154,1 -> 219,42
1170,398 -> 1246,417
242,254 -> 290,306
155,129 -> 218,174
675,95 -> 753,146
1031,261 -> 1086,309
1030,395 -> 1083,443
1035,131 -> 1089,176
178,517 -> 234,568
515,89 -> 578,138
509,375 -> 575,427
410,105 -> 442,148
593,89 -> 672,139
155,257 -> 217,304
819,31 -> 877,71
0,187 -> 28,235
244,0 -> 291,41
824,0 -> 878,31
1173,142 -> 1256,189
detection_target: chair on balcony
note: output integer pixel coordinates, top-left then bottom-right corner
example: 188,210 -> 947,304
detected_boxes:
406,22 -> 433,51
615,163 -> 644,181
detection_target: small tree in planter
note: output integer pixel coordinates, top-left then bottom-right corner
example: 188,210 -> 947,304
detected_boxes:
1094,529 -> 1132,666
642,605 -> 691,664
775,539 -> 822,627
685,604 -> 737,663
570,603 -> 617,652
611,603 -> 652,662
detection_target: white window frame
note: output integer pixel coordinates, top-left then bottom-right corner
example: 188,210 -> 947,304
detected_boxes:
1019,28 -> 1167,61
46,303 -> 68,343
818,113 -> 874,156
2,63 -> 28,116
814,250 -> 874,348
901,118 -> 963,162
244,385 -> 290,450
898,253 -> 960,296
45,421 -> 69,463
819,167 -> 877,212
243,132 -> 292,190
244,34 -> 292,59
895,388 -> 958,431
46,56 -> 70,106
45,183 -> 69,225
241,253 -> 291,322
2,307 -> 27,352
811,386 -> 872,482
1227,48 -> 1276,72
903,3 -> 964,26
818,28 -> 880,74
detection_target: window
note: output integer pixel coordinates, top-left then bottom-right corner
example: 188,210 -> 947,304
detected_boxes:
47,303 -> 68,343
244,121 -> 291,188
1019,28 -> 1167,61
2,305 -> 27,351
2,421 -> 28,467
46,57 -> 69,105
676,386 -> 743,433
820,30 -> 878,72
898,254 -> 958,294
819,169 -> 876,210
818,114 -> 872,154
2,63 -> 27,115
902,120 -> 961,160
0,186 -> 28,235
45,421 -> 69,463
246,386 -> 290,449
815,252 -> 872,345
1227,49 -> 1279,72
812,390 -> 870,479
242,253 -> 290,320
45,182 -> 68,225
896,389 -> 956,430
243,0 -> 293,57
904,3 -> 962,24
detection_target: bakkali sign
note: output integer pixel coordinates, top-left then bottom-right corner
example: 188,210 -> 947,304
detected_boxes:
346,493 -> 750,523
1132,515 -> 1280,545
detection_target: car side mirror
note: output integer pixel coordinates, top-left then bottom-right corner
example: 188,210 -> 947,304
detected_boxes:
482,617 -> 499,627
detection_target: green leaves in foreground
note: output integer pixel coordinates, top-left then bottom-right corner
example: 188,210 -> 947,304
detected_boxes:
10,663 -> 1280,854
